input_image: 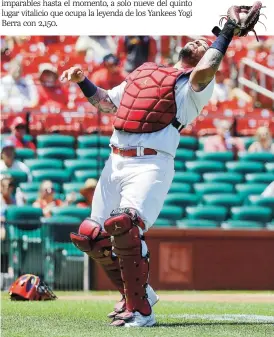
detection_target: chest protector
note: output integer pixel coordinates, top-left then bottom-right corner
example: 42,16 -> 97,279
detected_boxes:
113,62 -> 193,133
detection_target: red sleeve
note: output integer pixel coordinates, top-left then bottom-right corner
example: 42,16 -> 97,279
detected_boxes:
27,142 -> 36,151
55,199 -> 64,206
118,70 -> 127,83
90,71 -> 103,87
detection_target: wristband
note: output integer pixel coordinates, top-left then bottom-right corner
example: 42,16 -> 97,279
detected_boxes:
77,77 -> 97,97
210,20 -> 235,55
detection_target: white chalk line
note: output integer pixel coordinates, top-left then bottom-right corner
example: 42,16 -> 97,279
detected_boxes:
156,314 -> 274,323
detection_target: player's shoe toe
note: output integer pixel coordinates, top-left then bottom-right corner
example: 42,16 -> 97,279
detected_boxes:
124,311 -> 156,327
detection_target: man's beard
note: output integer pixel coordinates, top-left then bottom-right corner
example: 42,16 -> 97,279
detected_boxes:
179,46 -> 193,59
179,46 -> 199,66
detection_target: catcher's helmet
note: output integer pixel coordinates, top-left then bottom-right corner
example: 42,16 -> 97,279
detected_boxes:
9,274 -> 57,301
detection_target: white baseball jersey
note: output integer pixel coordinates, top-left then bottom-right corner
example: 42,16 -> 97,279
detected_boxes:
90,75 -> 214,229
108,75 -> 215,157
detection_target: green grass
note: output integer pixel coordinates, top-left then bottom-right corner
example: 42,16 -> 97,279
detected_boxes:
2,292 -> 274,337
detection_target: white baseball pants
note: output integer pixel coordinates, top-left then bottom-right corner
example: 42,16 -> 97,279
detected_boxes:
90,151 -> 175,231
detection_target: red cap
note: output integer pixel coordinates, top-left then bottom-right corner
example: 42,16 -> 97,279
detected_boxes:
11,117 -> 26,129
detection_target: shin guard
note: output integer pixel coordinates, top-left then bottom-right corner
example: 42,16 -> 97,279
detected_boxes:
104,209 -> 151,316
70,218 -> 124,296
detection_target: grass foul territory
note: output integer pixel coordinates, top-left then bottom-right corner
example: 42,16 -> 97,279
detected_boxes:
2,291 -> 274,337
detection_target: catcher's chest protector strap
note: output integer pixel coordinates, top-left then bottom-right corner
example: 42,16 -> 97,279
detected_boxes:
104,210 -> 151,316
113,62 -> 193,134
70,218 -> 124,294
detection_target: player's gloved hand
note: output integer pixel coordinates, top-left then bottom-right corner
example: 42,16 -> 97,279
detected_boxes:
60,66 -> 85,83
212,1 -> 264,41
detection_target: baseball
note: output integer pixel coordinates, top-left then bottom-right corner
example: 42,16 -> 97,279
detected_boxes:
239,11 -> 248,26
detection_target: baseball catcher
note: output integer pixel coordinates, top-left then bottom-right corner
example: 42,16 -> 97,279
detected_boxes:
61,2 -> 263,327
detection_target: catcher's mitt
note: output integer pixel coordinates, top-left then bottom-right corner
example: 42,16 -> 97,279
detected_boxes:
213,1 -> 266,41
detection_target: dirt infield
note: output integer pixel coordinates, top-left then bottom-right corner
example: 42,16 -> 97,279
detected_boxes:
59,293 -> 274,303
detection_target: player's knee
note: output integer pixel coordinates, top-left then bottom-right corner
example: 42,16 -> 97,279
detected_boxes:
78,218 -> 101,239
105,208 -> 144,235
104,208 -> 145,257
104,212 -> 133,236
70,218 -> 113,263
70,218 -> 102,253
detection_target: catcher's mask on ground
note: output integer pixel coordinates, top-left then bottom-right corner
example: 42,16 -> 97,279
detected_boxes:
9,274 -> 57,301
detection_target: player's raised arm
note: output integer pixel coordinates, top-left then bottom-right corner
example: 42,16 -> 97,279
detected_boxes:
190,1 -> 263,92
190,47 -> 225,92
60,66 -> 117,113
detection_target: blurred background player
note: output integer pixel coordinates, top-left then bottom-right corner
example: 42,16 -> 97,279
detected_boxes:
117,36 -> 157,73
37,63 -> 69,110
90,54 -> 126,90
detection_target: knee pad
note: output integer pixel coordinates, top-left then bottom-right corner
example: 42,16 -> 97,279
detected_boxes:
70,218 -> 113,265
104,208 -> 151,316
70,218 -> 124,294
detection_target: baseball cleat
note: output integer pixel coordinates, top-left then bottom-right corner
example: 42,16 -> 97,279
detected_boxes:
110,311 -> 156,327
124,311 -> 156,327
107,285 -> 159,319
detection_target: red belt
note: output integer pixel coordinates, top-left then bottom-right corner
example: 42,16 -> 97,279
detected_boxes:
111,145 -> 157,157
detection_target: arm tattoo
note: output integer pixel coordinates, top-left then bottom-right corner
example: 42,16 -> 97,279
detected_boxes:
191,49 -> 224,91
198,49 -> 224,75
88,87 -> 117,113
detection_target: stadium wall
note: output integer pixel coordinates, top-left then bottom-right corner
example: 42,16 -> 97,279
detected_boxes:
92,228 -> 274,290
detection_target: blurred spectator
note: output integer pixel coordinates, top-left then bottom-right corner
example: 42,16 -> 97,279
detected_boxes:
37,63 -> 69,110
2,36 -> 28,50
90,54 -> 126,90
43,36 -> 60,46
33,180 -> 76,217
0,140 -> 31,181
75,36 -> 116,64
0,58 -> 39,112
1,36 -> 29,62
77,178 -> 97,208
210,68 -> 253,106
117,36 -> 157,73
7,117 -> 36,151
248,126 -> 274,153
0,175 -> 17,221
210,70 -> 230,104
32,180 -> 63,217
204,120 -> 245,155
26,36 -> 60,46
261,181 -> 274,198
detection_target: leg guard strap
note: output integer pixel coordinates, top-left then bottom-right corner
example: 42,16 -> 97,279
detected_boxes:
105,211 -> 151,316
70,218 -> 124,294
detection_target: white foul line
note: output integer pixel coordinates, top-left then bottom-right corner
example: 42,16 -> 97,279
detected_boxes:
156,314 -> 274,323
